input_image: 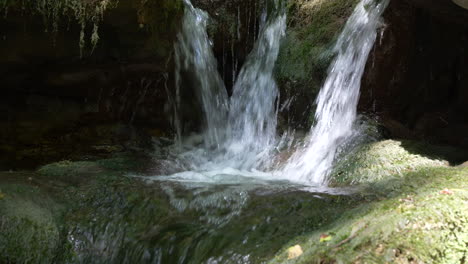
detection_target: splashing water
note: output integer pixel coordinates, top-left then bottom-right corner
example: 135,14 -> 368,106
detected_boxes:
165,0 -> 387,187
174,0 -> 229,147
221,6 -> 286,170
282,0 -> 389,185
169,0 -> 286,174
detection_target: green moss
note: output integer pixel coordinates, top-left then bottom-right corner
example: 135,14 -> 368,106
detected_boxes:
277,0 -> 359,82
276,0 -> 359,126
97,155 -> 143,171
269,166 -> 468,264
0,182 -> 71,263
38,160 -> 103,178
331,140 -> 449,186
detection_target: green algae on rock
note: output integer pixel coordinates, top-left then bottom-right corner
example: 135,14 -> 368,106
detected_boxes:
269,166 -> 468,264
330,140 -> 468,186
0,175 -> 69,263
276,0 -> 359,128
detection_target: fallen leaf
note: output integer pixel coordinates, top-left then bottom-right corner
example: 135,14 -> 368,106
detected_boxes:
287,245 -> 303,259
320,234 -> 332,242
440,189 -> 454,195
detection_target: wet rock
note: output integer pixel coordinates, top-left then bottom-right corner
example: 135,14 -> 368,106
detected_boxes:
269,166 -> 468,264
92,145 -> 125,154
330,140 -> 468,186
0,174 -> 66,263
192,0 -> 264,91
405,0 -> 468,26
359,0 -> 468,149
380,118 -> 415,139
38,160 -> 104,180
0,0 -> 185,169
275,0 -> 359,129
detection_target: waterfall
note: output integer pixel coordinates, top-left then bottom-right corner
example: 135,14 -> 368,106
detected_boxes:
221,5 -> 286,170
174,0 -> 229,148
169,0 -> 286,173
281,0 -> 389,185
165,0 -> 388,187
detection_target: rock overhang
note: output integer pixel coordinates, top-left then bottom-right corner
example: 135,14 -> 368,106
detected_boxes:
453,0 -> 468,10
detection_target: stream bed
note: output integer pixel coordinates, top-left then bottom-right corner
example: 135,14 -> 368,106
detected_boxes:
0,155 -> 366,264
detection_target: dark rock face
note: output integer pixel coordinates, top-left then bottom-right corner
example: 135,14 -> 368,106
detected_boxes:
0,0 -> 184,169
193,0 -> 265,93
407,0 -> 468,26
360,0 -> 468,148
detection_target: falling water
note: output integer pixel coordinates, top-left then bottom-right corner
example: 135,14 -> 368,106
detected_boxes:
282,0 -> 389,185
168,0 -> 387,187
221,5 -> 286,169
167,0 -> 286,174
174,0 -> 229,147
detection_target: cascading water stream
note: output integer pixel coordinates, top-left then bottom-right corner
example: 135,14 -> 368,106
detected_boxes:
281,0 -> 389,185
219,6 -> 286,170
169,0 -> 286,174
166,0 -> 388,187
174,0 -> 229,148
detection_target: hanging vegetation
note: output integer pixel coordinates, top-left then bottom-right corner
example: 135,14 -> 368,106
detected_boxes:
0,0 -> 118,55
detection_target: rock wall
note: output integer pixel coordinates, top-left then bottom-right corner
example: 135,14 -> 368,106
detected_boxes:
360,0 -> 468,148
193,0 -> 265,93
0,0 -> 184,169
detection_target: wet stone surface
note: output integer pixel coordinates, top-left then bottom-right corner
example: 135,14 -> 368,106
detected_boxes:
0,155 -> 363,264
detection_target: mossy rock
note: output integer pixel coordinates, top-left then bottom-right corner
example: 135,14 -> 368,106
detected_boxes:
0,182 -> 70,263
276,0 -> 359,127
38,160 -> 104,179
269,166 -> 468,263
330,140 -> 451,186
277,0 -> 359,82
36,154 -> 145,185
96,154 -> 144,171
